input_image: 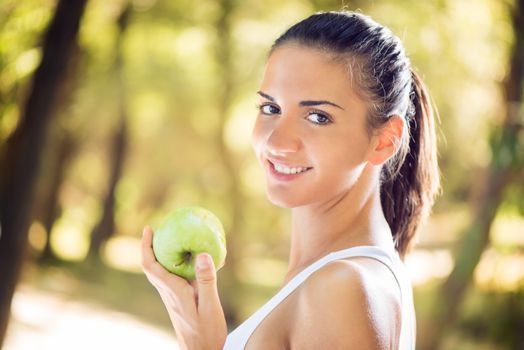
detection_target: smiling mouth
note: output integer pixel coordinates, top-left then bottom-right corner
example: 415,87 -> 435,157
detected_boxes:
268,160 -> 313,175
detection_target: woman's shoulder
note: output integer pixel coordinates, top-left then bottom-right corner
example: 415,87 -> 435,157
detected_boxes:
305,254 -> 402,292
288,257 -> 401,349
298,256 -> 402,312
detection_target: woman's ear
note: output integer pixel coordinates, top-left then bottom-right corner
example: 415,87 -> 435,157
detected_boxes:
367,115 -> 405,165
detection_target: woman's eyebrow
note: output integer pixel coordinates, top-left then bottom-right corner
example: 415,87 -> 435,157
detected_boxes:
257,91 -> 276,101
299,100 -> 345,110
257,91 -> 345,110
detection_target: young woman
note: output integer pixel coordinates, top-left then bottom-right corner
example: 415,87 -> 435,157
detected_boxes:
142,11 -> 440,350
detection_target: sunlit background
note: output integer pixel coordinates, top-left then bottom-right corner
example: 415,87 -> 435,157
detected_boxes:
1,0 -> 523,349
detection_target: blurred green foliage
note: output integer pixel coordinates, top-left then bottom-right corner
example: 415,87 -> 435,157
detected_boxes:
459,286 -> 524,349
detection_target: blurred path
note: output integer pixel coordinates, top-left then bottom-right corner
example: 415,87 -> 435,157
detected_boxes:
4,285 -> 179,350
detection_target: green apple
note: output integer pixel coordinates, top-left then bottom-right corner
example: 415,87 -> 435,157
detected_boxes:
152,206 -> 226,280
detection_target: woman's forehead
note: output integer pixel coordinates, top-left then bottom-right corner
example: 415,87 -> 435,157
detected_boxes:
260,45 -> 364,108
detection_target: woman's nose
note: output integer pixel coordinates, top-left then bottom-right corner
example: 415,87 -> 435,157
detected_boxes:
265,117 -> 301,155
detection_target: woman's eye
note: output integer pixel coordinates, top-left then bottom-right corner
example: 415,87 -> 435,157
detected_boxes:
259,104 -> 280,115
307,112 -> 332,125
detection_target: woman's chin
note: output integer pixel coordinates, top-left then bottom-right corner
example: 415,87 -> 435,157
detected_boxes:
266,192 -> 304,209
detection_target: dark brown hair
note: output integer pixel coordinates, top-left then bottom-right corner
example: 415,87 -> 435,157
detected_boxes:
271,11 -> 440,258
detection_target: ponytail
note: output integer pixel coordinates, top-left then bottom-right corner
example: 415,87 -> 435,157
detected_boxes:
380,69 -> 441,259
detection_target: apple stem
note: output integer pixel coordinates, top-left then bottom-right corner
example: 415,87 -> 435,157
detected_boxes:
183,251 -> 193,263
173,251 -> 194,268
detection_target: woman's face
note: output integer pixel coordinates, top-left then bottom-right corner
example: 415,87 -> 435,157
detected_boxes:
252,44 -> 375,208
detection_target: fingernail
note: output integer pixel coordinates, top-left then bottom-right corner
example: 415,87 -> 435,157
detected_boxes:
197,254 -> 210,270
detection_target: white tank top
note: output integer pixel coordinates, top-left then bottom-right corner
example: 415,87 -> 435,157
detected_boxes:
223,245 -> 415,349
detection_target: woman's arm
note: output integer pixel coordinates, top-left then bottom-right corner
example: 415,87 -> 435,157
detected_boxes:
288,259 -> 401,350
141,226 -> 227,350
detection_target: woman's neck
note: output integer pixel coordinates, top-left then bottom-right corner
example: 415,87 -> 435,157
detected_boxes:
285,167 -> 394,282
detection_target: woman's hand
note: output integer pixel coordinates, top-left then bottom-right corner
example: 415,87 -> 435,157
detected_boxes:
141,226 -> 227,350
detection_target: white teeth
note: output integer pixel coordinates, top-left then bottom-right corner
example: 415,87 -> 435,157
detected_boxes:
273,162 -> 309,174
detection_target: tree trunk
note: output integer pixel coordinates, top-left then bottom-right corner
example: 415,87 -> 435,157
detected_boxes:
0,0 -> 88,345
36,44 -> 82,262
86,116 -> 127,260
39,132 -> 77,262
421,0 -> 524,348
86,4 -> 130,261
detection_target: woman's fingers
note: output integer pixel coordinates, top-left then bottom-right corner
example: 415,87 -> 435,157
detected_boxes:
141,226 -> 157,267
141,226 -> 187,290
195,253 -> 224,318
194,253 -> 227,346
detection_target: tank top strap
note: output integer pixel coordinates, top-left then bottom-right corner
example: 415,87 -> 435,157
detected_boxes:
283,245 -> 402,305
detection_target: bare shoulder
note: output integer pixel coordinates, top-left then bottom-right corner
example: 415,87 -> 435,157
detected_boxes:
288,258 -> 401,350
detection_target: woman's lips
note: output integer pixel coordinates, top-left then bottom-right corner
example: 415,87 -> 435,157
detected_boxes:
266,159 -> 312,181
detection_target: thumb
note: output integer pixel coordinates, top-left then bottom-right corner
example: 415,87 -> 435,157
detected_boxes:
196,253 -> 222,316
